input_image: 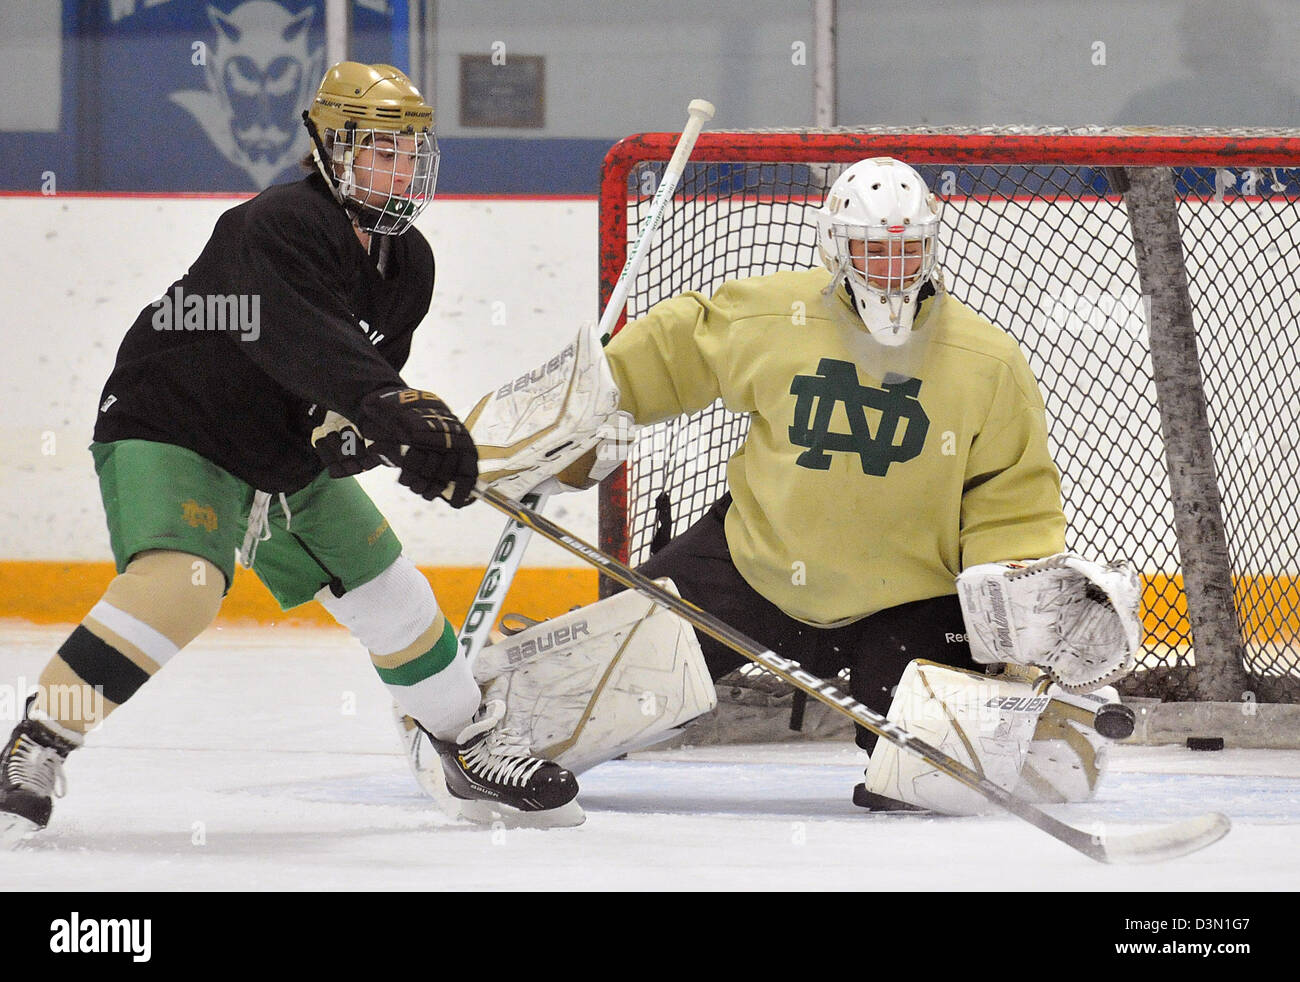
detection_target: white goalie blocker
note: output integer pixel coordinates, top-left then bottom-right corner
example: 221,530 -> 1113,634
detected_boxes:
463,320 -> 634,498
473,581 -> 717,774
862,552 -> 1141,814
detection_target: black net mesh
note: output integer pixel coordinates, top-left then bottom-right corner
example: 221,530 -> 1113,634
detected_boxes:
609,144 -> 1300,703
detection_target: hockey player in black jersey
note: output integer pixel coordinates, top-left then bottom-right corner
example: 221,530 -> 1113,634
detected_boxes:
0,62 -> 580,847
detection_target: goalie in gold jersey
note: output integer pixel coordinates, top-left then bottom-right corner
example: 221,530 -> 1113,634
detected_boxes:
450,157 -> 1142,815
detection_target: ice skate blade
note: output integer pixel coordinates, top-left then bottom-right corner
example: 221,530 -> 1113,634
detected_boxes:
458,798 -> 586,829
409,745 -> 462,820
0,813 -> 41,850
394,701 -> 464,819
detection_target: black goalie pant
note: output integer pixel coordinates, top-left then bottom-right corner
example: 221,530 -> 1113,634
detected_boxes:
635,495 -> 979,754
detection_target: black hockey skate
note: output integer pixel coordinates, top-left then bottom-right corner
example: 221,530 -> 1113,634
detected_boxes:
1,701 -> 81,848
426,700 -> 583,828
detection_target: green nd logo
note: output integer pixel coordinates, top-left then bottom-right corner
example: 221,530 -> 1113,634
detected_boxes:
788,358 -> 929,475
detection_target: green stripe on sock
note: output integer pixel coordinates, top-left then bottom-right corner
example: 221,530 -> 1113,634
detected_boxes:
373,621 -> 459,686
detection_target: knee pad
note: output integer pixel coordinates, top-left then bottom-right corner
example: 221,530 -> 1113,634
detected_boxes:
318,556 -> 479,739
94,550 -> 225,655
861,660 -> 1048,815
39,550 -> 225,728
315,554 -> 439,655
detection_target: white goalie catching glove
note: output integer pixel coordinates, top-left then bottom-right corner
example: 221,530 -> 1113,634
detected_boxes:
956,552 -> 1142,693
464,320 -> 635,499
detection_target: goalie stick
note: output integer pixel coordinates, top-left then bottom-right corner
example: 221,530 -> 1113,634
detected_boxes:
451,97 -> 716,664
472,484 -> 1232,865
397,100 -> 716,806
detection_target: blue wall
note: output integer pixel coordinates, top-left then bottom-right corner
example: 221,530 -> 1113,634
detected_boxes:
0,1 -> 611,195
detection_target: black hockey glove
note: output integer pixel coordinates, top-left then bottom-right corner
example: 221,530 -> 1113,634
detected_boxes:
311,411 -> 385,478
358,387 -> 479,507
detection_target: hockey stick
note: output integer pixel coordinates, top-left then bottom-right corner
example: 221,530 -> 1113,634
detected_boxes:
396,100 -> 716,803
451,97 -> 716,664
472,485 -> 1232,864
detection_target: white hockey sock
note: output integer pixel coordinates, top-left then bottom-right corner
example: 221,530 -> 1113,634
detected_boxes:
316,556 -> 481,740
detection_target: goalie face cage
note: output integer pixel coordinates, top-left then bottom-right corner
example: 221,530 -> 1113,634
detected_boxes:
596,127 -> 1300,704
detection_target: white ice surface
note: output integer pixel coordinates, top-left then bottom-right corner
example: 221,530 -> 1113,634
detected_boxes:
2,622 -> 1298,892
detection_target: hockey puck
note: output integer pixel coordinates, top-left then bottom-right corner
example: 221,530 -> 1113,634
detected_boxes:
1094,702 -> 1136,740
1186,736 -> 1225,751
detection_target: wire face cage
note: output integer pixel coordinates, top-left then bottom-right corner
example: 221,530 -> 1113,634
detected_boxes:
598,127 -> 1300,704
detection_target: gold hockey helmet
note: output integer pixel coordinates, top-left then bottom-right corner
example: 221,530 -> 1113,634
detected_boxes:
303,62 -> 438,236
307,61 -> 434,135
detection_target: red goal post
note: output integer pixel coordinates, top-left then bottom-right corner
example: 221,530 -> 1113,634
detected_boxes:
596,126 -> 1300,708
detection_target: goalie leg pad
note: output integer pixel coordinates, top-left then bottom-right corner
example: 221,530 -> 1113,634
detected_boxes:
860,660 -> 1048,815
475,579 -> 717,774
1014,685 -> 1120,804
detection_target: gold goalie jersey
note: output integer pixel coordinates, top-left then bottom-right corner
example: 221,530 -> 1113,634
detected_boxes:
604,267 -> 1067,627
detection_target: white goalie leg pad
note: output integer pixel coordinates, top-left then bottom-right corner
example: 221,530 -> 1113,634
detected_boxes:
956,552 -> 1142,692
861,660 -> 1048,815
1014,685 -> 1120,804
464,320 -> 634,499
474,579 -> 717,774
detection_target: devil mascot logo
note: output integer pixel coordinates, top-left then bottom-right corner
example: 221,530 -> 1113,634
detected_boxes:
171,2 -> 325,188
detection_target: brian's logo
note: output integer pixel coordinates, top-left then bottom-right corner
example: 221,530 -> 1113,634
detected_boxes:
182,500 -> 219,532
170,2 -> 324,188
789,359 -> 929,475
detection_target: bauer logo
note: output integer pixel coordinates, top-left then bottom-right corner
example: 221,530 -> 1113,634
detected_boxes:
49,912 -> 151,963
496,343 -> 578,399
506,621 -> 591,664
984,695 -> 1051,713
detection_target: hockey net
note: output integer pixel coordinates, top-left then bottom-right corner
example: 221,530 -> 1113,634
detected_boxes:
597,126 -> 1300,715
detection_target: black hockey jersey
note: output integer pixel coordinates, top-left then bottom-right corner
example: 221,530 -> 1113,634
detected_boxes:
94,173 -> 434,493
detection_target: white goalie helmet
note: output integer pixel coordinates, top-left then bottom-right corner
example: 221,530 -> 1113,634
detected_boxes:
816,157 -> 943,345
